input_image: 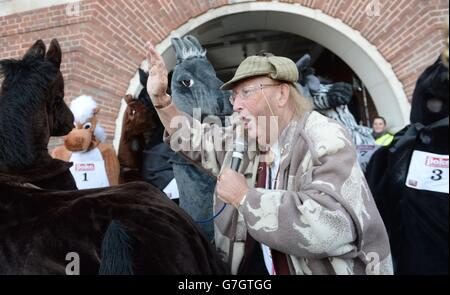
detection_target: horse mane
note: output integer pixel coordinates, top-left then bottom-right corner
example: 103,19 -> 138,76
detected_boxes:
70,95 -> 107,143
177,47 -> 207,61
0,56 -> 58,170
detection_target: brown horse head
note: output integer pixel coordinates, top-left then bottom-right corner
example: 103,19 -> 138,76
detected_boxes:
118,66 -> 167,184
118,94 -> 154,171
64,95 -> 106,152
122,94 -> 154,142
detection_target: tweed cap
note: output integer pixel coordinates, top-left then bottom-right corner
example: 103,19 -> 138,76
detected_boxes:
221,55 -> 299,90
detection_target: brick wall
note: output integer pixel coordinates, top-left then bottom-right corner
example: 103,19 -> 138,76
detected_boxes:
0,0 -> 448,147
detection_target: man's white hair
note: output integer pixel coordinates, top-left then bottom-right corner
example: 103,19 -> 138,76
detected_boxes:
70,95 -> 106,143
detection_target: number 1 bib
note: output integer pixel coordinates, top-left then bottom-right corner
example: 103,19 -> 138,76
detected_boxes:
405,150 -> 449,194
69,148 -> 110,190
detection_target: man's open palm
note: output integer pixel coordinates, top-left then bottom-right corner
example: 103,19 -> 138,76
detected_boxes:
146,42 -> 168,103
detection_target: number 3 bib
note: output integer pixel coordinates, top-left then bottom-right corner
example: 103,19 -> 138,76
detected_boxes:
69,148 -> 110,190
405,150 -> 449,194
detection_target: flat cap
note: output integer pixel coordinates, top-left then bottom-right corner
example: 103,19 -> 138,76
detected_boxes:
221,55 -> 299,90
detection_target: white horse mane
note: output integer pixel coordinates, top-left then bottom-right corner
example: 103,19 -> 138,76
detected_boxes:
70,95 -> 106,143
179,47 -> 207,60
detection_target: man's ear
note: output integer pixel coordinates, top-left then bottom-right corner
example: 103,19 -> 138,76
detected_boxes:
278,83 -> 290,107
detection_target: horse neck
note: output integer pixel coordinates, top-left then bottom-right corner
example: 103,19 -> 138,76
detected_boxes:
0,100 -> 52,172
28,106 -> 53,166
118,119 -> 143,169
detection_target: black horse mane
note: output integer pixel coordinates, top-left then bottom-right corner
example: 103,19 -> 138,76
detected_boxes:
0,55 -> 58,170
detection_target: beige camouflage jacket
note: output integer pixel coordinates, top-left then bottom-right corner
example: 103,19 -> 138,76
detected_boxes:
165,110 -> 393,275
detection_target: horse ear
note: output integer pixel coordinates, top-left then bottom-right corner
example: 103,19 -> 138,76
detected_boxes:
183,35 -> 205,53
24,40 -> 46,61
296,54 -> 311,73
93,107 -> 101,116
124,94 -> 134,105
46,39 -> 62,69
171,37 -> 185,61
138,68 -> 149,86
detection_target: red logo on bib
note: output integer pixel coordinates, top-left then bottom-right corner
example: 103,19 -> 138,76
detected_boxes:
75,163 -> 95,171
425,157 -> 449,168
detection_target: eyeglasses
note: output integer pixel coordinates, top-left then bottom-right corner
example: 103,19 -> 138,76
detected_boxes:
229,83 -> 280,105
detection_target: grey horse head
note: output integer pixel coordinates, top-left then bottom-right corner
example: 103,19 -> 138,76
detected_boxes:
171,35 -> 233,120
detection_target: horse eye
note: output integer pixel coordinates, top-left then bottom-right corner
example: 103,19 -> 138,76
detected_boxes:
83,123 -> 92,130
181,79 -> 194,88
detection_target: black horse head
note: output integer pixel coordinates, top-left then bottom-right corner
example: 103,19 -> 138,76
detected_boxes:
170,36 -> 233,120
0,39 -> 74,171
410,57 -> 449,126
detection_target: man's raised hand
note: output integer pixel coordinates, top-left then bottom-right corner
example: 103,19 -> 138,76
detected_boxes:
146,42 -> 170,106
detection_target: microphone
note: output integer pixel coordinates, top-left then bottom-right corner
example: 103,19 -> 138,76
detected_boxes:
231,123 -> 246,172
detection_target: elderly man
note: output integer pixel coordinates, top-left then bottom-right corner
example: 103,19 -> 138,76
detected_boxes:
146,42 -> 392,275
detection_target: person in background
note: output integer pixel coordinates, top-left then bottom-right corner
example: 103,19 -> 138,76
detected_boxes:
372,116 -> 394,146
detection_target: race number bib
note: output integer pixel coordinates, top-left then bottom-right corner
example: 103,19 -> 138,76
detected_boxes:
163,178 -> 180,200
69,149 -> 110,190
405,151 -> 449,194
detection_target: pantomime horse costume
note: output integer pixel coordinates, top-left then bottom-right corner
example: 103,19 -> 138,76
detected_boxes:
365,33 -> 449,274
0,39 -> 227,275
52,95 -> 121,188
